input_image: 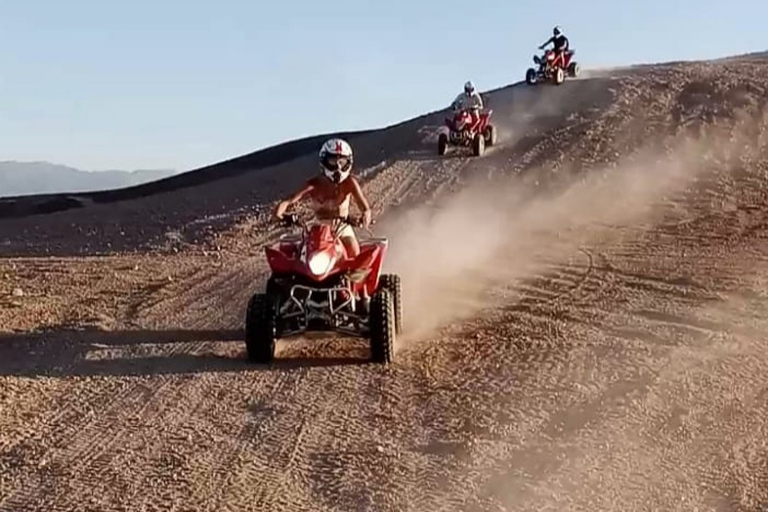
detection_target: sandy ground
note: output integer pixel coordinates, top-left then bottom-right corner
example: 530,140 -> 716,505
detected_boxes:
1,54 -> 768,511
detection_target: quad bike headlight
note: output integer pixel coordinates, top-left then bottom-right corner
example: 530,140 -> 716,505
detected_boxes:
308,252 -> 333,275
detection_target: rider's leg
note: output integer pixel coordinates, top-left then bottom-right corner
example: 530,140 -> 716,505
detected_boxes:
340,233 -> 371,311
340,234 -> 360,259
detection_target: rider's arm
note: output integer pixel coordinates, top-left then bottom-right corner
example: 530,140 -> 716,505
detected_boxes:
349,177 -> 372,227
274,182 -> 314,219
539,36 -> 554,49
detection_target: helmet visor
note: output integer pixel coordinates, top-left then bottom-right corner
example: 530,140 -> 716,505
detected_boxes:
321,154 -> 350,171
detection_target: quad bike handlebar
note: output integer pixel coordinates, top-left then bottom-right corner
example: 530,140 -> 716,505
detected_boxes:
279,212 -> 376,237
281,213 -> 364,228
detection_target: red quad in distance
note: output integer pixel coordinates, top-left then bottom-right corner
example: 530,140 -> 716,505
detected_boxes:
526,48 -> 580,86
437,108 -> 497,157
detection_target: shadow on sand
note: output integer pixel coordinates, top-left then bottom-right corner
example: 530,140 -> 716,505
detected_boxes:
0,327 -> 367,378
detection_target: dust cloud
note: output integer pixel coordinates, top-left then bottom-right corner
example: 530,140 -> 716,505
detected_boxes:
381,130 -> 736,341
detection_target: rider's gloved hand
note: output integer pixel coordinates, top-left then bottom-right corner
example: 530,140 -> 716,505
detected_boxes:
345,216 -> 364,228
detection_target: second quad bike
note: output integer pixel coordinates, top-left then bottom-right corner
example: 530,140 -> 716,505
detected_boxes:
525,49 -> 580,86
244,214 -> 402,365
437,108 -> 497,157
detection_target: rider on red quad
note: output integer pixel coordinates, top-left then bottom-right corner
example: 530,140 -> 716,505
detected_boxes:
450,81 -> 484,130
274,138 -> 373,260
539,25 -> 569,67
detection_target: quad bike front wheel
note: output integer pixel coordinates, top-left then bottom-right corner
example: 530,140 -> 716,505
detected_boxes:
369,288 -> 395,364
379,273 -> 402,334
245,292 -> 277,364
554,67 -> 565,85
437,133 -> 448,156
568,61 -> 579,78
472,133 -> 485,157
525,68 -> 537,85
484,125 -> 497,147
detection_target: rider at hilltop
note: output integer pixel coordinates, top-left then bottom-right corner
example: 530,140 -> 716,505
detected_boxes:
274,138 -> 373,260
539,25 -> 570,64
450,81 -> 484,128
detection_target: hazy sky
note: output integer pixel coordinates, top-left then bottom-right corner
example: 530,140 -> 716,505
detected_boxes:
1,0 -> 765,172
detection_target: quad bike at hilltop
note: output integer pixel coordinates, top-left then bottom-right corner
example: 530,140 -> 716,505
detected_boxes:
437,108 -> 497,157
525,49 -> 580,86
244,214 -> 401,365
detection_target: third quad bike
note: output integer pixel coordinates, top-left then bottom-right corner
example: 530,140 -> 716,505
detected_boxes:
437,108 -> 497,157
244,214 -> 401,365
525,49 -> 580,86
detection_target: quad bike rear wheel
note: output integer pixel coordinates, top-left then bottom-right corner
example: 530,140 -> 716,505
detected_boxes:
525,68 -> 537,85
369,289 -> 395,364
437,133 -> 448,155
245,293 -> 277,364
567,61 -> 579,78
484,124 -> 497,147
472,132 -> 485,157
379,273 -> 402,334
554,67 -> 565,85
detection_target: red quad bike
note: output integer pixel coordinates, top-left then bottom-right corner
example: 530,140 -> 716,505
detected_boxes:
244,214 -> 402,365
525,49 -> 579,86
437,108 -> 497,157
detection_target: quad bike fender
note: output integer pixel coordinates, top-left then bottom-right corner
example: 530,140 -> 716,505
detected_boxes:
344,243 -> 388,294
365,243 -> 388,295
476,110 -> 493,131
265,246 -> 297,274
276,239 -> 300,259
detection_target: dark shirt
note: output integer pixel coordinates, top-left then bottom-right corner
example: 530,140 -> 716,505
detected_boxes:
544,35 -> 569,51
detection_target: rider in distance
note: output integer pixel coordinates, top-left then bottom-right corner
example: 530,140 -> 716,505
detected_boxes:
450,80 -> 484,129
539,25 -> 569,63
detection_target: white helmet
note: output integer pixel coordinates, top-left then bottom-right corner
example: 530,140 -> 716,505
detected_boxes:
464,80 -> 475,95
319,138 -> 354,183
553,25 -> 562,36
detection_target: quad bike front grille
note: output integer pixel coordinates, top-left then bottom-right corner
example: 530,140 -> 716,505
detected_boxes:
276,283 -> 370,337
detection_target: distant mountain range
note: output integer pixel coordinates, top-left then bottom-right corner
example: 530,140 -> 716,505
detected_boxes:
0,161 -> 178,197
